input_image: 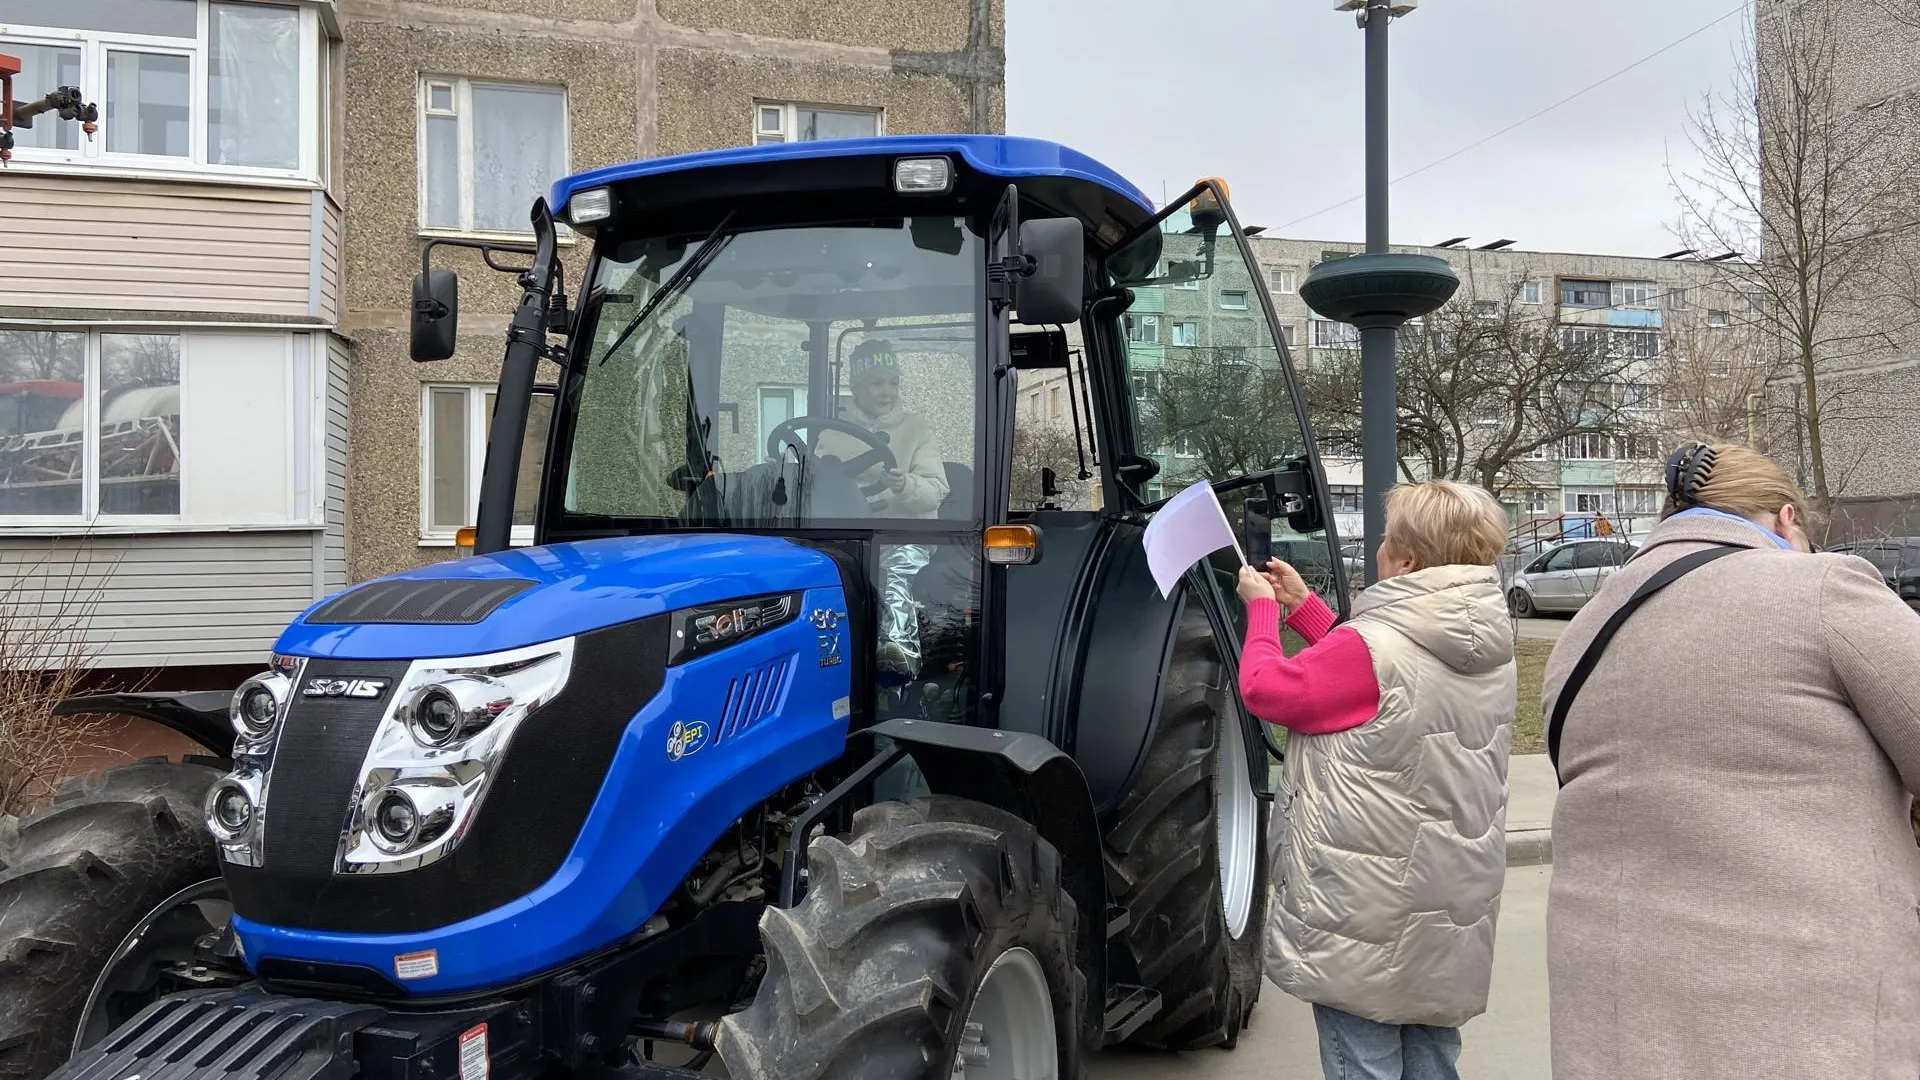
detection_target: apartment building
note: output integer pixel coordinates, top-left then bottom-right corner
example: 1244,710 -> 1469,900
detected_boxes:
1254,237 -> 1769,541
0,0 -> 347,684
339,0 -> 1006,583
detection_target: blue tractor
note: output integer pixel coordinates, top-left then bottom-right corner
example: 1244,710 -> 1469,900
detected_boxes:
5,135 -> 1349,1080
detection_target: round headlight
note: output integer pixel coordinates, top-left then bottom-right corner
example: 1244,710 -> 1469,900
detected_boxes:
206,780 -> 254,838
408,686 -> 462,746
230,674 -> 286,739
371,788 -> 421,852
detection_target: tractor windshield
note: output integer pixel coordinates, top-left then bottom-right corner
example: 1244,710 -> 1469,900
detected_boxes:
561,216 -> 983,531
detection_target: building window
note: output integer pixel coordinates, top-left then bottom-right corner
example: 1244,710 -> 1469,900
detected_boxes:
0,328 -> 182,519
1279,323 -> 1299,348
1125,314 -> 1160,344
1173,434 -> 1200,458
1525,489 -> 1551,515
1561,279 -> 1609,308
1143,480 -> 1164,503
1667,287 -> 1689,311
1619,382 -> 1660,410
1524,442 -> 1555,461
420,77 -> 568,236
1611,280 -> 1659,309
1562,433 -> 1614,460
1564,486 -> 1615,515
1473,300 -> 1501,319
1331,489 -> 1363,514
1746,292 -> 1765,313
1220,291 -> 1249,310
1266,267 -> 1297,293
1709,357 -> 1733,377
1171,321 -> 1199,347
1,1 -> 314,176
1312,319 -> 1360,349
1708,309 -> 1730,327
1520,280 -> 1544,305
754,101 -> 882,144
421,384 -> 550,542
1048,387 -> 1063,419
1618,487 -> 1662,515
1027,392 -> 1040,420
1611,330 -> 1661,360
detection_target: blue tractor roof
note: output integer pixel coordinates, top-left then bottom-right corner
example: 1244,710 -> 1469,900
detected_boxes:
549,134 -> 1155,222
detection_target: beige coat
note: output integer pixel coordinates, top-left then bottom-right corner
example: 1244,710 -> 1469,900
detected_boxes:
1542,512 -> 1920,1080
1266,564 -> 1516,1028
813,406 -> 947,518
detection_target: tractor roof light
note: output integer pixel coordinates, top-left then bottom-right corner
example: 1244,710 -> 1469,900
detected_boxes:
984,524 -> 1042,566
569,187 -> 613,225
893,156 -> 954,195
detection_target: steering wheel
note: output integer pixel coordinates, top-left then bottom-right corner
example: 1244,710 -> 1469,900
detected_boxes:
765,416 -> 897,481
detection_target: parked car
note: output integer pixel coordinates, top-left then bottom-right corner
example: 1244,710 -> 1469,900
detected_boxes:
1507,538 -> 1638,617
1821,537 -> 1920,610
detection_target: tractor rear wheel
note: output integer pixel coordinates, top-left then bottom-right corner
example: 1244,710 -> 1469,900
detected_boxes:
1103,606 -> 1269,1050
718,795 -> 1085,1080
0,757 -> 227,1080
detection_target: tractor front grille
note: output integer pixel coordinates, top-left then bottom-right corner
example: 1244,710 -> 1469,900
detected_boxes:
262,659 -> 410,873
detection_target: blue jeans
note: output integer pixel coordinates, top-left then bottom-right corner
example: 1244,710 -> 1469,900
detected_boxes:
1313,1004 -> 1461,1080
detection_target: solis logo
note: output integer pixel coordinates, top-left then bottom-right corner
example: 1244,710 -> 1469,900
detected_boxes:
302,678 -> 389,699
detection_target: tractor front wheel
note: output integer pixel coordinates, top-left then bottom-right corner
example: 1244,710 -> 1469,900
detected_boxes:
718,795 -> 1085,1080
0,757 -> 227,1080
1103,606 -> 1270,1050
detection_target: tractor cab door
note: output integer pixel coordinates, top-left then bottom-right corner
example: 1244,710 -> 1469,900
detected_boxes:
1105,181 -> 1350,630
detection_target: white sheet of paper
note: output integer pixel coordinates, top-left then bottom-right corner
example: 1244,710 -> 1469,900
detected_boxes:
1142,482 -> 1245,599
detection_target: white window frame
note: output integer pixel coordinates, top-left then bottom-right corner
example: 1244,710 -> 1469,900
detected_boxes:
1618,487 -> 1662,515
752,100 -> 884,145
419,383 -> 535,546
1265,267 -> 1297,294
1170,321 -> 1199,347
1562,433 -> 1614,461
0,3 -> 323,185
0,328 -> 188,529
1519,280 -> 1544,305
1611,280 -> 1660,309
1563,486 -> 1615,515
1525,489 -> 1551,515
1125,314 -> 1160,344
1219,290 -> 1249,311
1667,287 -> 1689,311
417,75 -> 571,240
1707,309 -> 1731,327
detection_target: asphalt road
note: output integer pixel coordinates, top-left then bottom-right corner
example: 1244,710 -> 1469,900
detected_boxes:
1090,864 -> 1554,1080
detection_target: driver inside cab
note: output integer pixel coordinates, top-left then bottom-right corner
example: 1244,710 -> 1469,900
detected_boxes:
815,338 -> 948,682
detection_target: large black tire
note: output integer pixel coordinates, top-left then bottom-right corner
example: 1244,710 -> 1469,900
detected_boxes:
718,795 -> 1086,1080
1103,606 -> 1269,1050
0,757 -> 225,1080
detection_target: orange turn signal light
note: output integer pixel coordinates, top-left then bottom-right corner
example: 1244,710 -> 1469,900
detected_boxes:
455,526 -> 477,550
984,524 -> 1042,566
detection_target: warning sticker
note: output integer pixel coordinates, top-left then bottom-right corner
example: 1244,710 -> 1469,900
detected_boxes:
394,949 -> 439,980
459,1023 -> 489,1080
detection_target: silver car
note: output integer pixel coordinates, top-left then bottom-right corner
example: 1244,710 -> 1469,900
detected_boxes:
1507,538 -> 1636,617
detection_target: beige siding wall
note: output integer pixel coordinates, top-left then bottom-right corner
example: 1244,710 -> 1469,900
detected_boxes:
324,335 -> 351,593
0,176 -> 317,319
0,532 -> 320,669
318,194 -> 344,324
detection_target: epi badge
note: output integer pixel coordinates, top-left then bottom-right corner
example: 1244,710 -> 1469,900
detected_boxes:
666,720 -> 710,762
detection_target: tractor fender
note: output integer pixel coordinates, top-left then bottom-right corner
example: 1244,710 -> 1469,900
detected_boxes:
867,717 -> 1107,1025
52,691 -> 235,763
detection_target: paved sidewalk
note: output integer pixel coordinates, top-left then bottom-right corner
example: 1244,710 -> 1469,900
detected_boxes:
1506,752 -> 1557,866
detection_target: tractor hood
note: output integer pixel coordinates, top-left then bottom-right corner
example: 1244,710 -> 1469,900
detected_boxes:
272,534 -> 847,661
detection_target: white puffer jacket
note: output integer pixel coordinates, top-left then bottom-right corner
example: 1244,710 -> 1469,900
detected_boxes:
1264,564 -> 1516,1028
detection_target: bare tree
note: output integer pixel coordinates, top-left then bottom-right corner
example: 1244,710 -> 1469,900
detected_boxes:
1009,417 -> 1088,510
0,543 -> 117,816
1654,319 -> 1780,446
1137,348 -> 1307,492
1299,287 -> 1643,495
1669,0 -> 1920,526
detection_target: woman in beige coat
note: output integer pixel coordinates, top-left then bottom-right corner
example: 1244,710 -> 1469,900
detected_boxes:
1542,443 -> 1920,1080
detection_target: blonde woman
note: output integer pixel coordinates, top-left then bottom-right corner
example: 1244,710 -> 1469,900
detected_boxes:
1543,442 -> 1920,1080
1236,480 -> 1516,1080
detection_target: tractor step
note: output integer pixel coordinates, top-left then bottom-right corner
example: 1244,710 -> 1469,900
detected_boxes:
50,988 -> 383,1080
1101,983 -> 1162,1045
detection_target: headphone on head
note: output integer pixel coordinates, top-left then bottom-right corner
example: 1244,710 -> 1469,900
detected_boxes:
1664,441 -> 1717,508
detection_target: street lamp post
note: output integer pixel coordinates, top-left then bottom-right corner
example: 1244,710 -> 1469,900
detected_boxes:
1301,0 -> 1458,586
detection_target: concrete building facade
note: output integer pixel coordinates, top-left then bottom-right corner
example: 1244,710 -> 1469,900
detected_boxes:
336,0 -> 1006,584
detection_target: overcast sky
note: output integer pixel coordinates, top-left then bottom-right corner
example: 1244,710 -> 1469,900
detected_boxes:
1005,0 -> 1752,259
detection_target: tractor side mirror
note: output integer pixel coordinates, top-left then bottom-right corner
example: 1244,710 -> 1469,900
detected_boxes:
1015,218 -> 1085,326
1264,455 -> 1327,534
411,269 -> 459,362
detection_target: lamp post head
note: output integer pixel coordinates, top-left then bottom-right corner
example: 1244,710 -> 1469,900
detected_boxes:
1335,0 -> 1420,13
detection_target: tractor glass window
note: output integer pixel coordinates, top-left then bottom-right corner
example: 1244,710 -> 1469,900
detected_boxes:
1104,193 -> 1343,613
565,217 -> 983,531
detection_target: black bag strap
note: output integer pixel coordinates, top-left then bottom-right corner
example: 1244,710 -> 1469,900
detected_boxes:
1546,544 -> 1744,784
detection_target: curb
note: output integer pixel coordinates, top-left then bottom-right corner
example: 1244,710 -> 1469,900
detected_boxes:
1507,827 -> 1553,867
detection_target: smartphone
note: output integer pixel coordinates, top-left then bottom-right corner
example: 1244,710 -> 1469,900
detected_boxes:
1242,496 -> 1273,568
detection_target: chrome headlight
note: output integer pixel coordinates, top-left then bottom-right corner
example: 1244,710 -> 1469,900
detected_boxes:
230,670 -> 292,741
339,638 -> 574,875
208,654 -> 304,867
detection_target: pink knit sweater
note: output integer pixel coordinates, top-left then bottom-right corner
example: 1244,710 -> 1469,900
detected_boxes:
1239,593 -> 1380,735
